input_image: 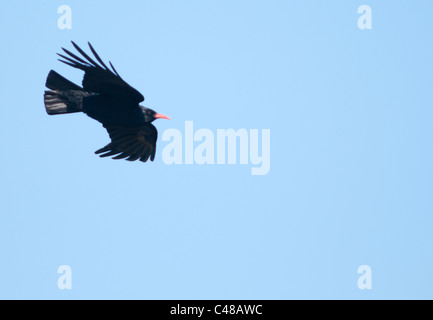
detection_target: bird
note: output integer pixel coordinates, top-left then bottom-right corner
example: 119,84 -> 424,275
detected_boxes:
44,41 -> 170,163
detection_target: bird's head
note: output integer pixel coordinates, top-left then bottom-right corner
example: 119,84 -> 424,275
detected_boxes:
141,106 -> 171,123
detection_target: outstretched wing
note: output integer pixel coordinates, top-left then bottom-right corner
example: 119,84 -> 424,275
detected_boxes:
57,41 -> 144,104
95,124 -> 157,162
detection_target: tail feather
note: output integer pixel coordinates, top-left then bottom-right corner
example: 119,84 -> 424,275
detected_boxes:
44,70 -> 86,115
45,70 -> 82,91
44,90 -> 80,115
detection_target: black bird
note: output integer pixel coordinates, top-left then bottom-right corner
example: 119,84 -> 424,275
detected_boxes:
44,41 -> 170,162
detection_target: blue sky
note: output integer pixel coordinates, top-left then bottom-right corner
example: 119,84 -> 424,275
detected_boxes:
1,1 -> 433,299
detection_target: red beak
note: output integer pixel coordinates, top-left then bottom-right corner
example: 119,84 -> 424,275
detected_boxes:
154,113 -> 171,120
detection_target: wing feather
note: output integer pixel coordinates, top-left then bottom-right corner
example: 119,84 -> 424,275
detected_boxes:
95,124 -> 157,162
58,41 -> 144,104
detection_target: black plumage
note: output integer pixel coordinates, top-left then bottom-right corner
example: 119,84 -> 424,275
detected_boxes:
44,41 -> 170,162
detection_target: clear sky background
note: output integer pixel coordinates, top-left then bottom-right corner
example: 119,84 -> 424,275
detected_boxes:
0,1 -> 433,299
